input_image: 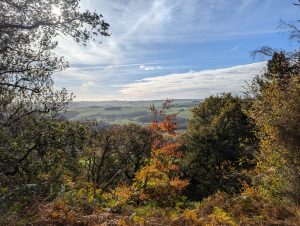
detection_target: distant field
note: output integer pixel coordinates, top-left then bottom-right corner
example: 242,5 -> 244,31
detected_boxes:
62,99 -> 203,129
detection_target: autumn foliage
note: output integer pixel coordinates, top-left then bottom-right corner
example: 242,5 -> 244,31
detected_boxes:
111,100 -> 189,207
132,142 -> 189,205
149,99 -> 178,135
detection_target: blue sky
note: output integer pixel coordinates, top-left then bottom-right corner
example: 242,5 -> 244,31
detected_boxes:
54,0 -> 299,100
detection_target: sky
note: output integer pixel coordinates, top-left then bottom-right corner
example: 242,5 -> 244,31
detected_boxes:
53,0 -> 300,101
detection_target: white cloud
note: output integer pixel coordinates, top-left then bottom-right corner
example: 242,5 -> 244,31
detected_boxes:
119,61 -> 266,100
81,81 -> 96,89
139,65 -> 162,71
68,62 -> 167,71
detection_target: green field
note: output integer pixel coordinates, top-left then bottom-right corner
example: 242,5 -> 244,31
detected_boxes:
63,99 -> 202,128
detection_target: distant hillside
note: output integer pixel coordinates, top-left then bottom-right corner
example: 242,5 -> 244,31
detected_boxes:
61,99 -> 203,129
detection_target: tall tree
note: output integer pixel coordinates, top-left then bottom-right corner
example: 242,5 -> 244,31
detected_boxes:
0,0 -> 109,191
182,94 -> 256,200
247,53 -> 300,203
246,1 -> 300,202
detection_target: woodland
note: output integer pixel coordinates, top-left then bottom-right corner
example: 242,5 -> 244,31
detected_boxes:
0,0 -> 300,225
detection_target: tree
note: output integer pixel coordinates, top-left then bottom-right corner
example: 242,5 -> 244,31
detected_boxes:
113,124 -> 159,181
80,124 -> 158,193
109,100 -> 189,207
246,3 -> 300,202
0,119 -> 92,217
131,100 -> 188,206
182,94 -> 257,200
0,0 -> 109,199
132,142 -> 188,206
0,0 -> 109,90
0,0 -> 109,132
81,127 -> 119,193
247,53 -> 300,203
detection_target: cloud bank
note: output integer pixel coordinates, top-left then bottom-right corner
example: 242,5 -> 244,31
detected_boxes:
119,61 -> 266,100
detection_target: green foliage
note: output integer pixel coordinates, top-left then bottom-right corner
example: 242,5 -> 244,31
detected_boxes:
207,207 -> 238,226
182,93 -> 256,200
0,0 -> 109,222
247,52 -> 300,203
